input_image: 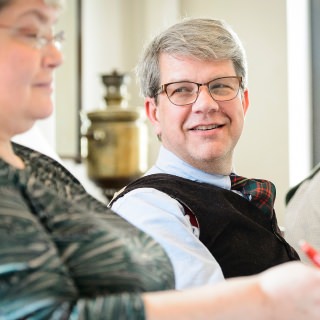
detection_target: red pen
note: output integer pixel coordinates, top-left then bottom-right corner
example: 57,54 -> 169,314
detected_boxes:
299,240 -> 320,267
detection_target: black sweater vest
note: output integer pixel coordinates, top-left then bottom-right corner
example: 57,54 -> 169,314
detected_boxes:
110,173 -> 300,278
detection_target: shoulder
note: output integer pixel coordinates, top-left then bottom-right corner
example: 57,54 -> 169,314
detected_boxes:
286,163 -> 320,204
12,143 -> 93,202
110,173 -> 201,204
111,186 -> 185,213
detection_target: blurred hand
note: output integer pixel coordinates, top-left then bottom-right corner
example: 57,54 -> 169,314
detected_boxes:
260,261 -> 320,319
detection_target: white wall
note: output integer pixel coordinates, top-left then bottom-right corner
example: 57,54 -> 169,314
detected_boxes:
55,0 -> 79,157
287,0 -> 312,186
50,0 -> 311,225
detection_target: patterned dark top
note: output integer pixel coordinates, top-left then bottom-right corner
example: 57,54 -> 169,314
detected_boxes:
0,143 -> 174,319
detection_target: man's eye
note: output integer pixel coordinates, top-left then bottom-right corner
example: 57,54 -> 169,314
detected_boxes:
211,83 -> 234,92
175,87 -> 187,93
210,84 -> 228,90
173,86 -> 193,94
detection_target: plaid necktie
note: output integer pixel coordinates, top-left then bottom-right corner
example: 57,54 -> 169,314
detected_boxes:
230,173 -> 276,217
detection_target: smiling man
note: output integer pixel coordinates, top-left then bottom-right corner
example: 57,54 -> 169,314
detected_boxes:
109,18 -> 299,289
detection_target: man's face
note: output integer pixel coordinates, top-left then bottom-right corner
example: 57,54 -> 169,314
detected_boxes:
145,53 -> 249,175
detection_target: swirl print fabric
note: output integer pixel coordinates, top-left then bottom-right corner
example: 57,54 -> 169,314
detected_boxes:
0,143 -> 174,319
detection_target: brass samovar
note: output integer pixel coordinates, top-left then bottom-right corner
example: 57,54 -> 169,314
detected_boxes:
82,70 -> 148,198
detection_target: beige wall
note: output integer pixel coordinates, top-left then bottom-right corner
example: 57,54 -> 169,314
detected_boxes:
53,0 -> 311,225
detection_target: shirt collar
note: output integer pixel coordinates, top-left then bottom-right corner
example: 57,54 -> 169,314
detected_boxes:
147,146 -> 231,190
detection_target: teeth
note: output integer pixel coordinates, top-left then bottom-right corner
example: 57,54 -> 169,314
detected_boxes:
194,124 -> 220,131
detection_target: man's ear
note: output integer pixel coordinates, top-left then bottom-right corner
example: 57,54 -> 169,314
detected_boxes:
242,89 -> 250,116
145,97 -> 161,135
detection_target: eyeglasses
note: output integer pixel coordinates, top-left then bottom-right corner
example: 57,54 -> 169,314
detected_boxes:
0,24 -> 65,50
156,76 -> 242,106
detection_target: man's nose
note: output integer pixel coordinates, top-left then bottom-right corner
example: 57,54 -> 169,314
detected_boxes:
192,85 -> 219,111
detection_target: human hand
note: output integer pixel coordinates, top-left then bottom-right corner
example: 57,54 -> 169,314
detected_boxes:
259,261 -> 320,319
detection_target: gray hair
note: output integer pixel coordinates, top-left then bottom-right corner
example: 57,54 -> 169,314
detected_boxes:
136,18 -> 248,100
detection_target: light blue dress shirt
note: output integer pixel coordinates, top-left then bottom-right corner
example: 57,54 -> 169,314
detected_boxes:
111,146 -> 229,289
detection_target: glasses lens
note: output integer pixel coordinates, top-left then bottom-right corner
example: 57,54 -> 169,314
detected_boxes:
33,30 -> 65,50
52,31 -> 65,50
165,82 -> 198,105
208,77 -> 240,101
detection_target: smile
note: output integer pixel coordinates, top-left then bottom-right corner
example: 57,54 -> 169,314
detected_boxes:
191,124 -> 222,131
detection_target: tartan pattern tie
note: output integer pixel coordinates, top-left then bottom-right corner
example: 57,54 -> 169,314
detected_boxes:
230,173 -> 276,217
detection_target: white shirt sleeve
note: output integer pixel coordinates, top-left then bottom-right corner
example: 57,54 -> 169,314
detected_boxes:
111,188 -> 225,289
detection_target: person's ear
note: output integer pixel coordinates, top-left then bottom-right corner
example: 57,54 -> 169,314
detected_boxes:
145,97 -> 162,136
242,89 -> 250,115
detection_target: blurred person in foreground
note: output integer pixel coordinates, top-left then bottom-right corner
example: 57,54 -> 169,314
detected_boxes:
285,163 -> 320,263
0,1 -> 319,319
